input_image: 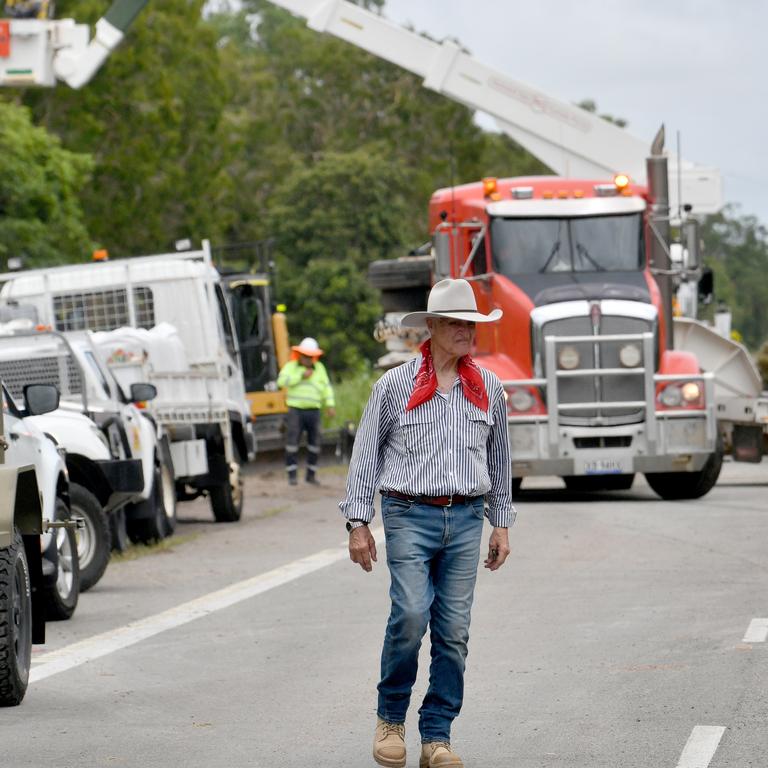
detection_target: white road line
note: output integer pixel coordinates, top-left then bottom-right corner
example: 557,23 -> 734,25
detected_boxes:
675,726 -> 726,768
742,618 -> 768,643
31,526 -> 383,684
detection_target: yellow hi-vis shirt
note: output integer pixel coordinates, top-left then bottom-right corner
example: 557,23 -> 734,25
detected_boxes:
277,360 -> 335,410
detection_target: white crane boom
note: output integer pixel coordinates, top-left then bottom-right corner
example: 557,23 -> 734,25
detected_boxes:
266,0 -> 722,214
0,0 -> 147,89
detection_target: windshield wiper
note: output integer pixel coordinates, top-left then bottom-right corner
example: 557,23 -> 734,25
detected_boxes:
575,242 -> 606,271
539,240 -> 562,273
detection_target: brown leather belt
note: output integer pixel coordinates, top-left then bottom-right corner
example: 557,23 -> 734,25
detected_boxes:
383,490 -> 481,508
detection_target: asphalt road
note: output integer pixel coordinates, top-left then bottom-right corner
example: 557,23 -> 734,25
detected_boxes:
5,458 -> 768,768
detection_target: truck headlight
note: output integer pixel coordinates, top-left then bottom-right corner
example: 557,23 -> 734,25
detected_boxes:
507,388 -> 534,412
659,385 -> 682,407
619,343 -> 642,368
557,345 -> 580,370
681,382 -> 702,403
658,382 -> 703,408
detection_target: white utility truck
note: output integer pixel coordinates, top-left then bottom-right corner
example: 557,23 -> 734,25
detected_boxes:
0,242 -> 256,523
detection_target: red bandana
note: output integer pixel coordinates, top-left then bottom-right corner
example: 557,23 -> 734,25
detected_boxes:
406,340 -> 488,412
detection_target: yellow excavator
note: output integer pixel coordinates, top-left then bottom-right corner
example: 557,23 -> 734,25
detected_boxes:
2,0 -> 53,18
214,242 -> 291,451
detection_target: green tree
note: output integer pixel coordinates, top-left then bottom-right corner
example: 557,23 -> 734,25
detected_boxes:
701,207 -> 768,350
279,259 -> 382,373
23,0 -> 232,256
213,1 -> 523,245
0,102 -> 93,267
208,2 -> 555,372
267,148 -> 411,269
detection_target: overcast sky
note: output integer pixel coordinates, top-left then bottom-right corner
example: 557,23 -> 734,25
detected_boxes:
380,0 -> 767,225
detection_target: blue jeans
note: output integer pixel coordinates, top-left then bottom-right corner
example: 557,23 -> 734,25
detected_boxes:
377,495 -> 485,742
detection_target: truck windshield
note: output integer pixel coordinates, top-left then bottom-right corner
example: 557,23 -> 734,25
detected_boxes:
490,213 -> 643,274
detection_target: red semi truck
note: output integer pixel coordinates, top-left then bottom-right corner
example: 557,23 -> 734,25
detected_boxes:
371,152 -> 722,500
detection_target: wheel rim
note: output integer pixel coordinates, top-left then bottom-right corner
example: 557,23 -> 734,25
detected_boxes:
75,507 -> 96,571
161,465 -> 176,523
55,528 -> 75,599
13,557 -> 31,675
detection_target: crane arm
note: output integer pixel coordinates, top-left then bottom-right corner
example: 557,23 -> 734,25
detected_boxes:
0,0 -> 148,89
265,0 -> 721,213
53,0 -> 148,89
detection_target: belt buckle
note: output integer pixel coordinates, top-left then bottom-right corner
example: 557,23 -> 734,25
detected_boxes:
445,494 -> 453,507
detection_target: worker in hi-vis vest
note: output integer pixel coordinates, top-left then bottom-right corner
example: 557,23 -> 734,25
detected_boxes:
277,337 -> 336,485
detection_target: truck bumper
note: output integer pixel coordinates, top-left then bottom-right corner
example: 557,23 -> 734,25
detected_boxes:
509,417 -> 713,478
505,331 -> 718,479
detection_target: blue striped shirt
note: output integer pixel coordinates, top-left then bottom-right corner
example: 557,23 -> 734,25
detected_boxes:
339,356 -> 515,528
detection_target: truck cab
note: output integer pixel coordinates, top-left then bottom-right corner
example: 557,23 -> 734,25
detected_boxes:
372,173 -> 721,499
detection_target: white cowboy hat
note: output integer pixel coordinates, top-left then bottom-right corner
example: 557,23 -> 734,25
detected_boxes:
399,278 -> 503,328
292,337 -> 324,357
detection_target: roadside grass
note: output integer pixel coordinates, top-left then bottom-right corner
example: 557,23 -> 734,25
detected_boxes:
324,366 -> 381,431
321,464 -> 348,476
111,532 -> 200,562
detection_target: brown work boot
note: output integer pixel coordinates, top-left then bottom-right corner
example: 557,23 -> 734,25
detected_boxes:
419,741 -> 464,768
373,717 -> 406,768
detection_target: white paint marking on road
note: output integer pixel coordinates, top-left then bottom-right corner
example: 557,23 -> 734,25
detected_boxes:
31,525 -> 384,684
742,618 -> 768,643
675,725 -> 726,768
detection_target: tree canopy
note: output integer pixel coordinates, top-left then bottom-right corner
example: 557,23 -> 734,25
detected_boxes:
0,1 -> 764,375
0,102 -> 92,267
700,208 -> 768,351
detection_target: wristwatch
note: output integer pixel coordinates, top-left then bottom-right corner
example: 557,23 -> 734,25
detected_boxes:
346,519 -> 368,532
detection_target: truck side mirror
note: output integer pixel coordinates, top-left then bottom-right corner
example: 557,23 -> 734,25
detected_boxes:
23,384 -> 60,416
129,382 -> 157,404
683,219 -> 701,271
433,231 -> 451,278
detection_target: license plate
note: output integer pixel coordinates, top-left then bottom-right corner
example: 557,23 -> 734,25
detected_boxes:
575,456 -> 633,475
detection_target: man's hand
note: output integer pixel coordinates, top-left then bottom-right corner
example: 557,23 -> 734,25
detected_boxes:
326,406 -> 337,418
349,525 -> 377,572
483,527 -> 510,571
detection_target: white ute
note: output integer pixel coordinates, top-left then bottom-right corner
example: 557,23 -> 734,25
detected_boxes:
2,382 -> 79,621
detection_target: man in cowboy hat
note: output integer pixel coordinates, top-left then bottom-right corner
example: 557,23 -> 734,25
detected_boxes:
277,337 -> 336,485
340,278 -> 514,768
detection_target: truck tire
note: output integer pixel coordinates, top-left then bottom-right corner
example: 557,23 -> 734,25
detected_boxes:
110,507 -> 130,553
210,459 -> 243,523
0,530 -> 32,707
71,483 -> 111,592
127,464 -> 174,544
563,474 -> 635,492
159,459 -> 177,536
44,499 -> 80,622
645,441 -> 724,501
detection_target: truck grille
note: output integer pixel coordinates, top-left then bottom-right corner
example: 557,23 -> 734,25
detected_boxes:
0,354 -> 83,402
541,314 -> 652,426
